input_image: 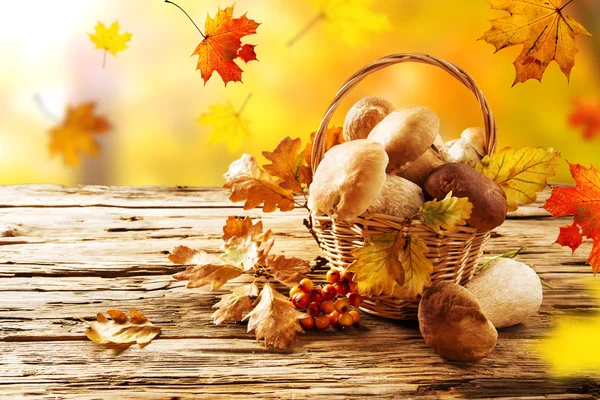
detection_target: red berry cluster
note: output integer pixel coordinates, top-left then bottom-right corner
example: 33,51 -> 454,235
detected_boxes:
290,269 -> 362,331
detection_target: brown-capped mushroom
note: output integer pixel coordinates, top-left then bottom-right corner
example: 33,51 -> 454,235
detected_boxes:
308,139 -> 388,222
343,97 -> 395,141
461,127 -> 485,157
367,174 -> 424,218
440,138 -> 482,167
368,105 -> 445,186
424,163 -> 507,230
418,281 -> 498,362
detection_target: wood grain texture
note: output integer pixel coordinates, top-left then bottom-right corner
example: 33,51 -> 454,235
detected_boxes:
1,185 -> 599,399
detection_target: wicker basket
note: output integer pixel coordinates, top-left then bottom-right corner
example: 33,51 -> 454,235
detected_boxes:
308,53 -> 498,320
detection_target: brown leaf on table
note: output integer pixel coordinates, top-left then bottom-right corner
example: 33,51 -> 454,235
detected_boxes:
170,246 -> 243,290
222,234 -> 274,272
267,255 -> 312,288
81,310 -> 160,345
212,282 -> 260,324
222,216 -> 269,242
49,102 -> 111,167
480,0 -> 591,86
244,282 -> 306,349
263,137 -> 310,193
223,153 -> 295,212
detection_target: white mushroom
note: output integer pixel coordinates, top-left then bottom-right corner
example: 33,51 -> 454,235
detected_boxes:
343,97 -> 395,141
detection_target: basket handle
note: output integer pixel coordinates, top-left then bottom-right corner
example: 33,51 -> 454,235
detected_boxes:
311,53 -> 498,172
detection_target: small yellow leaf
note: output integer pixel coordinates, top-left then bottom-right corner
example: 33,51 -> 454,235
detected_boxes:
212,283 -> 260,325
244,283 -> 306,349
476,147 -> 560,212
394,234 -> 433,299
199,101 -> 250,153
81,310 -> 160,345
420,192 -> 473,234
348,232 -> 406,297
88,21 -> 132,58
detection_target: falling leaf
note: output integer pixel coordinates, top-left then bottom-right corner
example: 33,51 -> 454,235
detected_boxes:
222,216 -> 268,241
420,192 -> 473,234
263,137 -> 311,193
81,310 -> 160,345
223,154 -> 296,212
476,147 -> 560,211
289,0 -> 390,45
192,5 -> 259,85
536,280 -> 600,376
347,232 -> 406,297
88,21 -> 132,67
394,234 -> 433,299
49,102 -> 111,168
244,283 -> 306,349
212,283 -> 260,324
569,98 -> 600,141
170,246 -> 243,290
199,96 -> 252,153
267,255 -> 312,287
480,0 -> 591,86
543,163 -> 600,273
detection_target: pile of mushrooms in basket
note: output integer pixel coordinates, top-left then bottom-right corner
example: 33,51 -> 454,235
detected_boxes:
308,96 -> 547,362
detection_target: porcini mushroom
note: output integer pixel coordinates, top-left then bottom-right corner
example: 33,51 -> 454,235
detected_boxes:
343,97 -> 395,141
424,163 -> 507,230
418,282 -> 498,362
368,105 -> 445,186
440,127 -> 486,167
367,175 -> 424,218
308,139 -> 388,222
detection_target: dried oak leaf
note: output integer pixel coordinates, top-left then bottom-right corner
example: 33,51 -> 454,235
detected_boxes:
244,282 -> 306,349
543,163 -> 600,273
267,255 -> 312,288
480,0 -> 591,86
348,231 -> 406,297
193,5 -> 259,85
88,21 -> 132,66
221,234 -> 274,272
263,137 -> 311,193
222,216 -> 268,241
569,98 -> 600,141
420,192 -> 473,234
223,154 -> 295,212
170,246 -> 243,290
212,282 -> 260,325
199,101 -> 250,153
81,310 -> 160,345
393,234 -> 433,299
49,102 -> 111,168
476,147 -> 560,212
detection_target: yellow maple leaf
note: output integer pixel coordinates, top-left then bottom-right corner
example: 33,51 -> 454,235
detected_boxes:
420,192 -> 473,234
88,21 -> 132,67
244,282 -> 307,349
290,0 -> 390,45
476,147 -> 561,212
81,310 -> 161,346
348,232 -> 406,297
170,246 -> 243,290
394,234 -> 433,299
49,102 -> 111,168
223,154 -> 296,212
263,137 -> 310,193
480,0 -> 591,86
212,283 -> 260,325
199,95 -> 252,153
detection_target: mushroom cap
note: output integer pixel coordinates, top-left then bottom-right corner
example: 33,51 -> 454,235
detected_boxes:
368,105 -> 440,173
343,96 -> 395,141
424,163 -> 507,230
461,127 -> 486,157
418,281 -> 498,362
440,138 -> 482,167
398,148 -> 445,188
308,139 -> 388,222
367,174 -> 424,218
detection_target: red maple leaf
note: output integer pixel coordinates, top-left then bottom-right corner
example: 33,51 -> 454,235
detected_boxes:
569,98 -> 600,141
193,5 -> 259,85
543,163 -> 600,273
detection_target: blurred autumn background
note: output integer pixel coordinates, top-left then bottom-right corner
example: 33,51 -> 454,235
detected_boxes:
0,0 -> 599,186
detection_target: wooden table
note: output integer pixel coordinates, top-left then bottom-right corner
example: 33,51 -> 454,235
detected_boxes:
1,185 -> 599,399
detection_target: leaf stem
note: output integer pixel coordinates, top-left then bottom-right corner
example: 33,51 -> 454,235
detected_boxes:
103,49 -> 107,69
559,0 -> 575,11
164,0 -> 205,38
287,13 -> 324,47
237,93 -> 253,116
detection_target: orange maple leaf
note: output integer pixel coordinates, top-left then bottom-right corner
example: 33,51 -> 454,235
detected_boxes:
192,5 -> 259,85
569,98 -> 600,141
49,102 -> 111,167
543,163 -> 600,273
263,137 -> 310,193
